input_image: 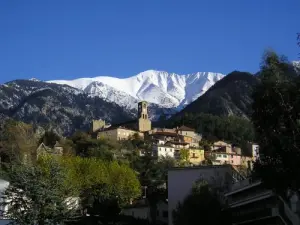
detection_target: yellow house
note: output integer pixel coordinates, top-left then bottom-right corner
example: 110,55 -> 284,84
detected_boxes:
188,149 -> 205,165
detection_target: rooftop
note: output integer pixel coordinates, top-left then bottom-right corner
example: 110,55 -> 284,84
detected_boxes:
177,125 -> 195,132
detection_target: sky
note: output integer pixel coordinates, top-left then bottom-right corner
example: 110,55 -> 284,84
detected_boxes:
0,0 -> 299,84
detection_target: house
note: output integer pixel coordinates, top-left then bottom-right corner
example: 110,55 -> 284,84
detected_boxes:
152,144 -> 175,159
168,165 -> 235,225
212,141 -> 232,153
121,199 -> 168,224
96,127 -> 144,141
211,152 -> 242,166
165,141 -> 190,150
188,149 -> 205,165
176,125 -> 196,137
122,201 -> 150,220
176,125 -> 201,147
155,200 -> 169,225
36,142 -> 63,159
225,178 -> 300,225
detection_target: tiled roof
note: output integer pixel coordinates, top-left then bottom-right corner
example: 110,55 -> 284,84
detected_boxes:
150,131 -> 179,137
178,125 -> 195,131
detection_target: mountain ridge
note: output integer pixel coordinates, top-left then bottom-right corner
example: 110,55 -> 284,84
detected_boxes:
47,70 -> 225,110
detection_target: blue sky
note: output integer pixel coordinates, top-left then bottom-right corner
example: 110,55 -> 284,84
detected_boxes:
0,0 -> 299,83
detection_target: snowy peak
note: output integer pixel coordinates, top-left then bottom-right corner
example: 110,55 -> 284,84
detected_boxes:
48,70 -> 225,110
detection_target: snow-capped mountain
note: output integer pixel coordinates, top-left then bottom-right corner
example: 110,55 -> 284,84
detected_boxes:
48,70 -> 225,110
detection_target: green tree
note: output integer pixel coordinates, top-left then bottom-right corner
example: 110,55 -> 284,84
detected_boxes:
172,179 -> 231,225
179,149 -> 190,166
252,51 -> 300,191
0,120 -> 37,164
61,156 -> 141,223
39,130 -> 61,148
2,156 -> 78,225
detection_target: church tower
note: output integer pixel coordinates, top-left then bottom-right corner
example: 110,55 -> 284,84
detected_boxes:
138,101 -> 151,132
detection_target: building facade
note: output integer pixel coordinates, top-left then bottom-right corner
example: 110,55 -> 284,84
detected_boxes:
225,179 -> 300,225
188,149 -> 205,165
152,144 -> 175,158
168,165 -> 234,225
97,127 -> 144,141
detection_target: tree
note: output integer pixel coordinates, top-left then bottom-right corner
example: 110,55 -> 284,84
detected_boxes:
179,149 -> 190,166
39,130 -> 61,148
172,179 -> 231,225
2,156 -> 78,225
252,50 -> 300,191
61,156 -> 141,223
0,120 -> 37,164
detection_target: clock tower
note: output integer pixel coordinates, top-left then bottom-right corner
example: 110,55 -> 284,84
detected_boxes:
138,101 -> 151,132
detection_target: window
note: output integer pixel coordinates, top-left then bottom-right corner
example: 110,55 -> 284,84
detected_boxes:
231,155 -> 233,158
163,211 -> 168,218
223,154 -> 227,158
231,160 -> 233,163
192,153 -> 196,158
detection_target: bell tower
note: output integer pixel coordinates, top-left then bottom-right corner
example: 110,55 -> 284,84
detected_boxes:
138,101 -> 151,132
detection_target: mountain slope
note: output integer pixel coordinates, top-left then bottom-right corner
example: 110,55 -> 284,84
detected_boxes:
174,71 -> 259,118
0,80 -> 134,135
48,70 -> 225,110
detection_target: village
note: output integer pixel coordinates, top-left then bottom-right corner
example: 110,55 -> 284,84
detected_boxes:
2,101 -> 299,225
90,101 -> 259,170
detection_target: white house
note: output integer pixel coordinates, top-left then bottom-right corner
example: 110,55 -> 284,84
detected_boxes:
152,144 -> 175,159
167,165 -> 234,225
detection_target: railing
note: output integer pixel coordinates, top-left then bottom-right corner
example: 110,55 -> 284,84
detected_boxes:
278,196 -> 300,225
228,190 -> 273,207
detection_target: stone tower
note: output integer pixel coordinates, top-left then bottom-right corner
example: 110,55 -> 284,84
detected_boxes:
138,101 -> 151,132
91,119 -> 106,132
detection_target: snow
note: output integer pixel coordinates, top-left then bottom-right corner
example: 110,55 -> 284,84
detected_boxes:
47,70 -> 225,110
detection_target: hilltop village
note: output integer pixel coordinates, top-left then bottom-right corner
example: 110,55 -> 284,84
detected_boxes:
90,101 -> 259,170
27,101 -> 264,225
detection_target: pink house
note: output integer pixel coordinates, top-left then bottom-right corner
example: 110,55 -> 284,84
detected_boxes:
212,152 -> 241,166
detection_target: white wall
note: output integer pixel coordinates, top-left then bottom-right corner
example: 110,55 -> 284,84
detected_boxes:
168,166 -> 233,225
153,146 -> 175,158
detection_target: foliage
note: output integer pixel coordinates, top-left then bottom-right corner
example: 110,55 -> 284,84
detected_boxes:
203,152 -> 216,165
70,131 -> 119,160
0,119 -> 37,164
130,154 -> 174,223
169,113 -> 255,146
61,156 -> 141,206
39,130 -> 61,148
179,149 -> 189,166
2,157 -> 78,225
252,51 -> 300,191
199,139 -> 213,151
172,179 -> 231,225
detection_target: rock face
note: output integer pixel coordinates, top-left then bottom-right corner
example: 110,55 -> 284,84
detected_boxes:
0,80 -> 134,135
175,71 -> 259,119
